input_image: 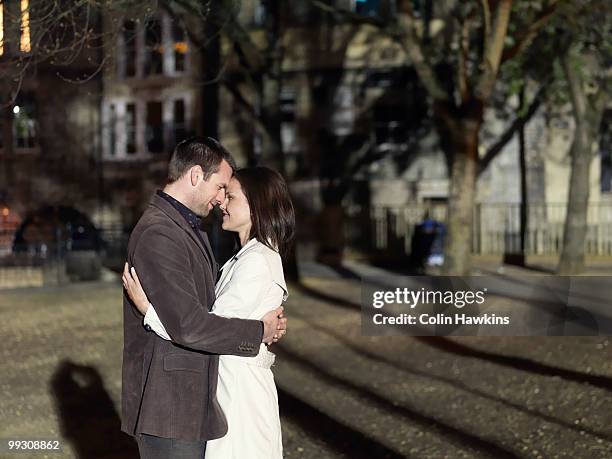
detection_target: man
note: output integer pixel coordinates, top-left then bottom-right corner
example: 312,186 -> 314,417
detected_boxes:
121,137 -> 287,458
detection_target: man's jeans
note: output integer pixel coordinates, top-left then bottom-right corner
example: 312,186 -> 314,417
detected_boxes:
136,433 -> 207,459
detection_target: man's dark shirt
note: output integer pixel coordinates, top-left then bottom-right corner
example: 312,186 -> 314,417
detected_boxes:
157,190 -> 207,246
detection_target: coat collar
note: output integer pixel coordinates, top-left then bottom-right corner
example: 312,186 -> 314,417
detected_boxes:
218,238 -> 288,300
149,193 -> 216,270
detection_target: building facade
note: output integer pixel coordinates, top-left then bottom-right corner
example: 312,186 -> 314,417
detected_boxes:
1,0 -> 610,259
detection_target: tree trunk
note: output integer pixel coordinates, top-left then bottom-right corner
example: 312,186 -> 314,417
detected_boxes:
201,4 -> 221,138
518,107 -> 528,264
260,0 -> 284,174
284,244 -> 300,282
441,112 -> 481,276
505,87 -> 528,266
316,203 -> 345,266
558,122 -> 591,274
0,103 -> 15,197
557,52 -> 605,275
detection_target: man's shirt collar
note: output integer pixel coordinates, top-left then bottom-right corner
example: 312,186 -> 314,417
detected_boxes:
156,190 -> 202,230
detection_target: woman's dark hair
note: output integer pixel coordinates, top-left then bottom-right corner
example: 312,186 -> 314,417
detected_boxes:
234,167 -> 295,259
168,136 -> 237,183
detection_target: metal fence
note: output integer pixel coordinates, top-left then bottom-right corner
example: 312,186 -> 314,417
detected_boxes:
0,224 -> 129,290
345,202 -> 612,258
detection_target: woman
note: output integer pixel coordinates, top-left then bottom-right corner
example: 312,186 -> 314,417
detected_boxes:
123,166 -> 295,459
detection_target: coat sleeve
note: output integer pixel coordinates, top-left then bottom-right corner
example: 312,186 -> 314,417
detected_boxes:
131,223 -> 263,356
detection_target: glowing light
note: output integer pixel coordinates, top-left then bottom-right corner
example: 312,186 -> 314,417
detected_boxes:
13,105 -> 20,114
2,208 -> 9,218
20,0 -> 31,53
0,3 -> 4,56
174,42 -> 188,54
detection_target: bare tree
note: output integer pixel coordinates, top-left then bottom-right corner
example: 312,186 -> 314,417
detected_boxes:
312,0 -> 564,274
557,0 -> 610,274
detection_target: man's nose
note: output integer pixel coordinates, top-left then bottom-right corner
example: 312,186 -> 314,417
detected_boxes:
213,189 -> 225,204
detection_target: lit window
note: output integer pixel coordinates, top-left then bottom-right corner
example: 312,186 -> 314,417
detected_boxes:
172,23 -> 187,72
20,0 -> 30,53
0,3 -> 4,56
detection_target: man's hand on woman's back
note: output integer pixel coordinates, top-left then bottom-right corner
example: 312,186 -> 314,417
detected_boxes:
261,306 -> 287,344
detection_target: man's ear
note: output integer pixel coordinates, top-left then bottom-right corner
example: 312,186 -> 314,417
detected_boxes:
190,166 -> 203,186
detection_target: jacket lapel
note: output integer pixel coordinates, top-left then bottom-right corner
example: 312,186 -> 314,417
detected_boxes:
214,260 -> 235,297
150,194 -> 215,270
199,230 -> 219,279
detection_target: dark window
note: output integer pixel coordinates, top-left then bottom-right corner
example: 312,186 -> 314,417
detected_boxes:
109,104 -> 116,156
280,88 -> 298,154
601,110 -> 612,193
173,99 -> 187,145
354,0 -> 380,16
172,23 -> 187,72
13,93 -> 36,149
365,68 -> 427,151
146,101 -> 163,154
123,20 -> 137,77
280,89 -> 296,123
286,1 -> 316,25
145,18 -> 163,75
253,2 -> 266,26
411,0 -> 433,19
126,103 -> 136,154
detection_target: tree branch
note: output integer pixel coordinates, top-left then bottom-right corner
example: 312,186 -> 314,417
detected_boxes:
396,0 -> 450,102
562,49 -> 587,122
501,0 -> 561,64
478,83 -> 548,175
480,0 -> 491,45
457,16 -> 471,103
476,0 -> 512,100
221,76 -> 266,132
310,0 -> 450,102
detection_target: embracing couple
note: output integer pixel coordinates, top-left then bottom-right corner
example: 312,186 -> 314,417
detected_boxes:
120,137 -> 293,459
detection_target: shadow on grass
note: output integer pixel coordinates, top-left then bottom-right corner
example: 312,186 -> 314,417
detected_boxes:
285,308 -> 612,443
276,346 -> 520,459
294,281 -> 612,391
50,360 -> 138,459
416,337 -> 612,392
279,388 -> 404,459
292,281 -> 361,311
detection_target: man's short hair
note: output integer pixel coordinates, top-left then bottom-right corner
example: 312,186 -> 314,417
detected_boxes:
167,137 -> 237,183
